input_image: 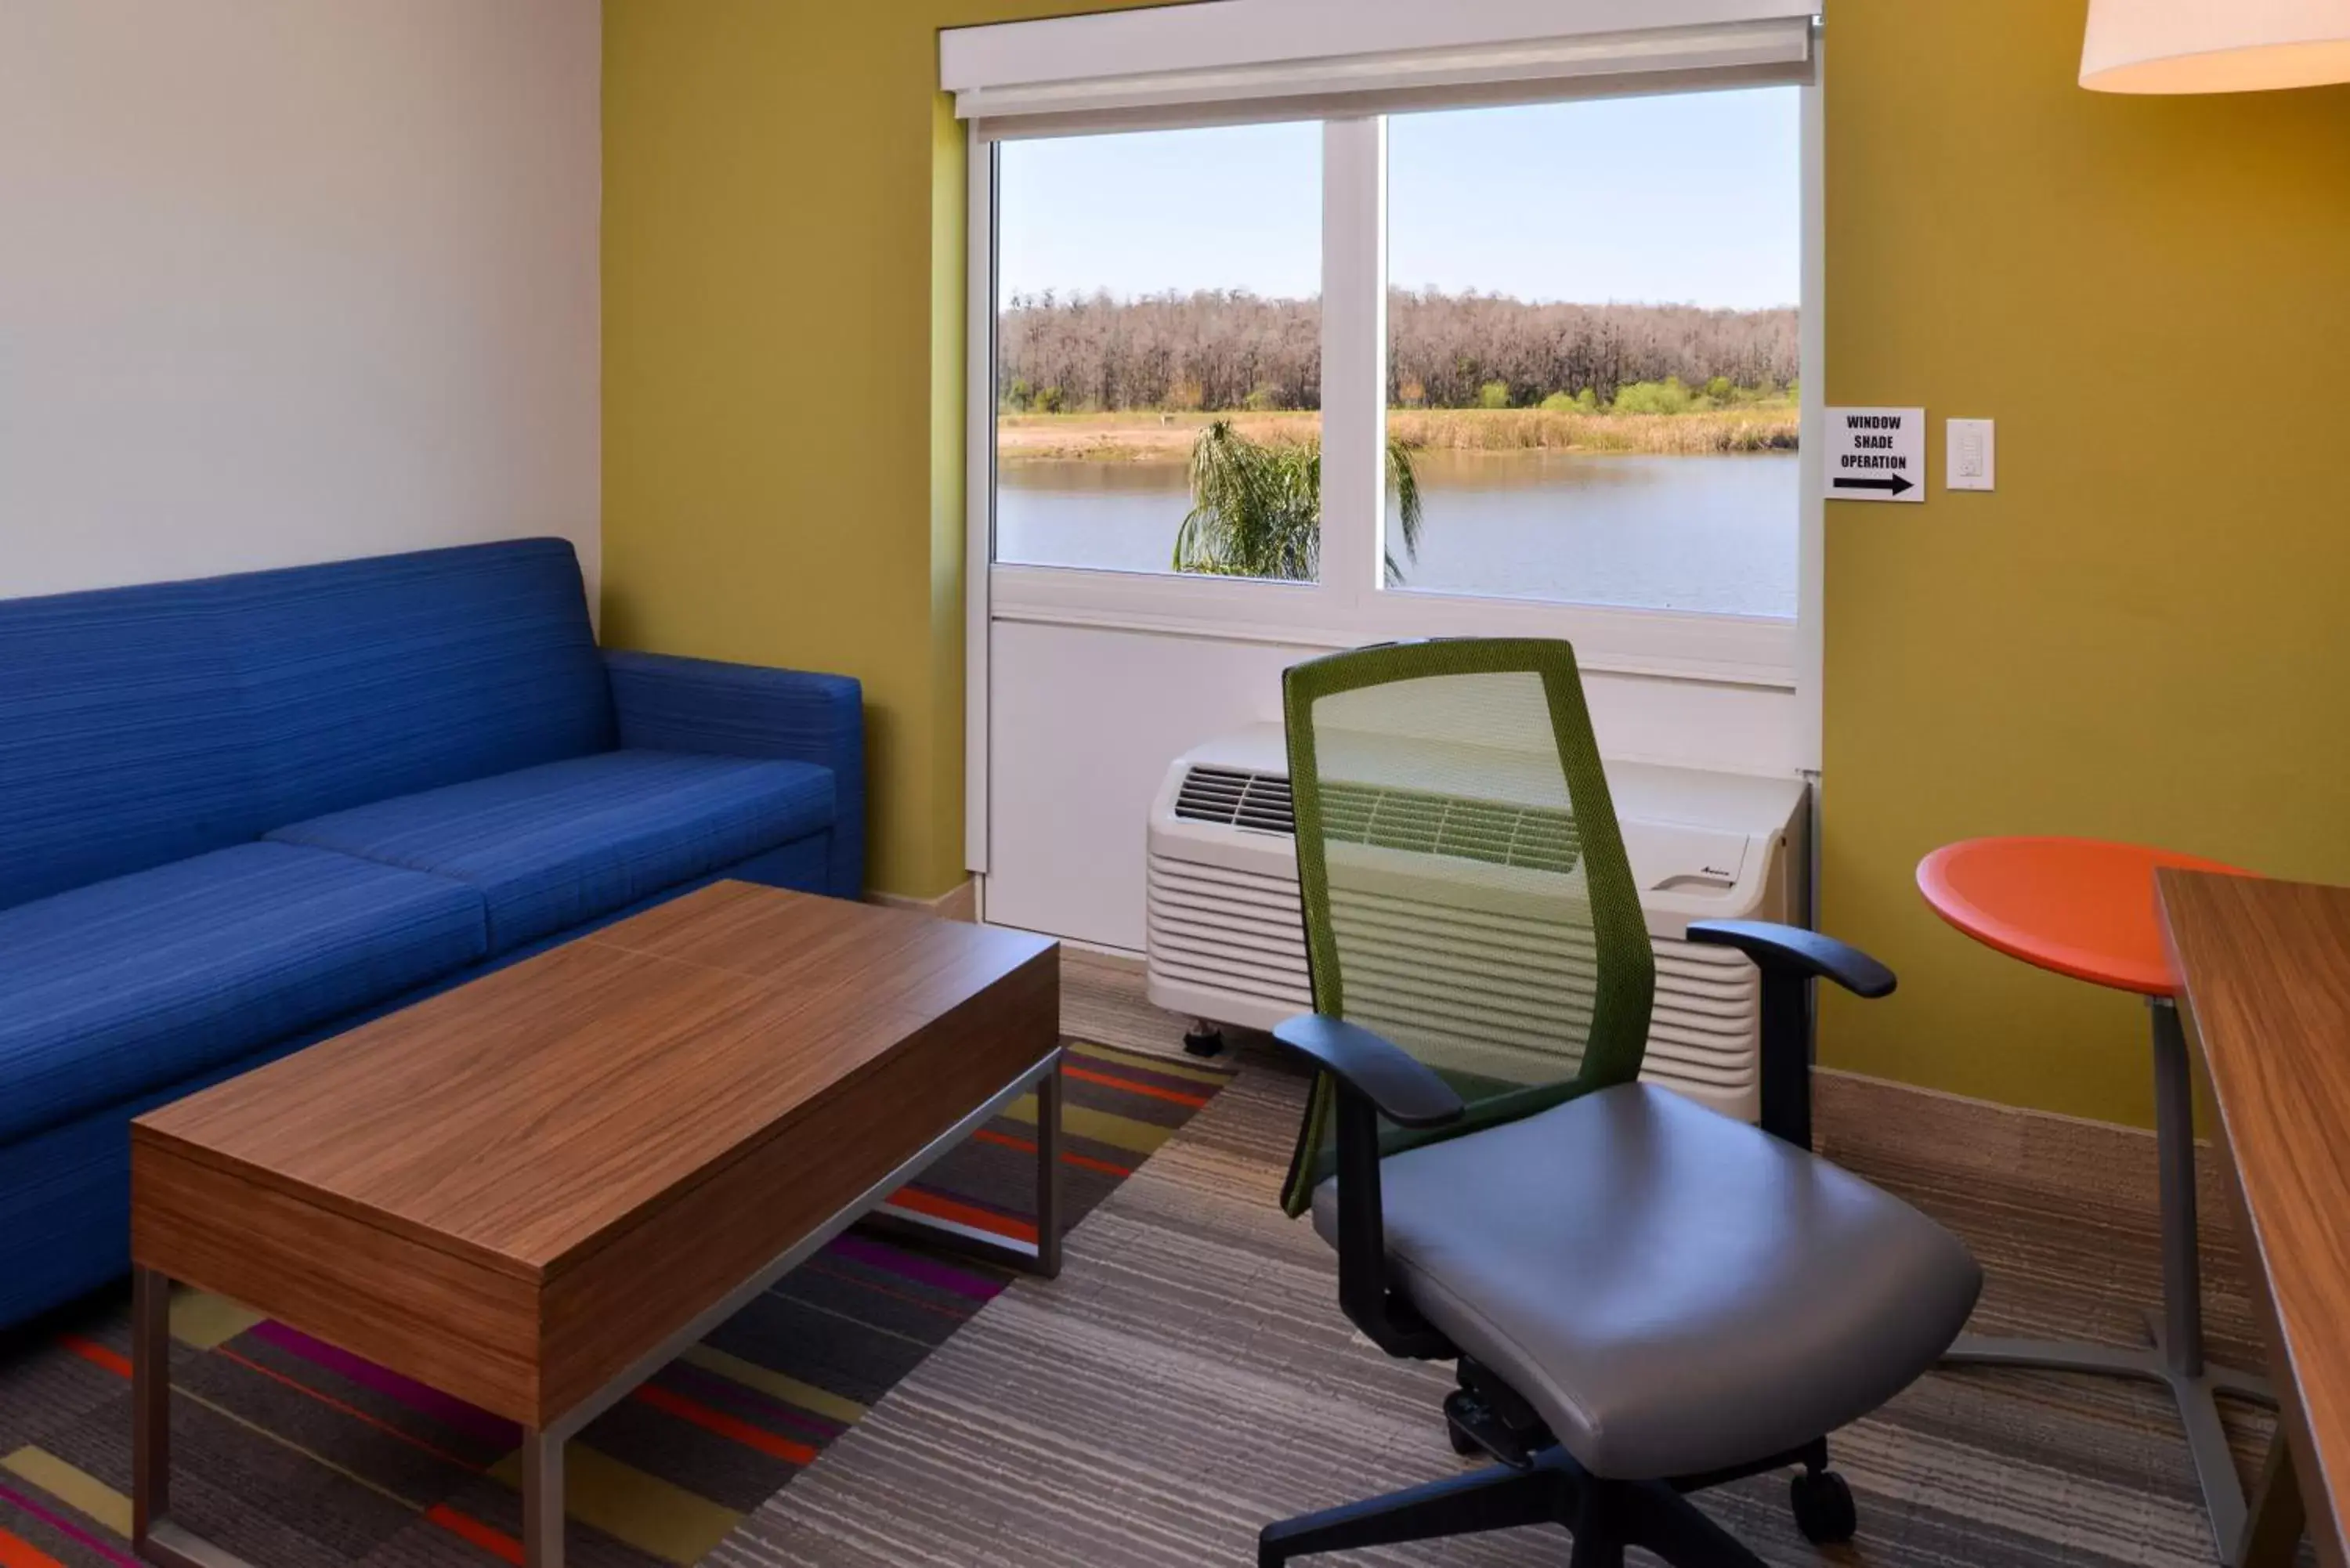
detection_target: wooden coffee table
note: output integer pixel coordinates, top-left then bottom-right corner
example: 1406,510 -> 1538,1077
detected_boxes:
127,881 -> 1061,1568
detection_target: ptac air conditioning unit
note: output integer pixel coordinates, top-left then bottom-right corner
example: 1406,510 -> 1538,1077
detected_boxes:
1144,724 -> 1809,1122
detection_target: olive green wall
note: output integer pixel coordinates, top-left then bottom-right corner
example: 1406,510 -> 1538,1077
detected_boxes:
602,0 -> 1157,898
1818,2 -> 2350,1125
605,0 -> 2350,1123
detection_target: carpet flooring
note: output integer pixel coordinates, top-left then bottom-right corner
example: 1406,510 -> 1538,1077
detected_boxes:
716,1032 -> 2310,1568
2,939 -> 2313,1568
0,1037 -> 1235,1568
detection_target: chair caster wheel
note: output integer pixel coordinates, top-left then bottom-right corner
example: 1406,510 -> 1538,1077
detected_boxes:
1183,1022 -> 1225,1057
1790,1469 -> 1856,1545
1444,1413 -> 1480,1457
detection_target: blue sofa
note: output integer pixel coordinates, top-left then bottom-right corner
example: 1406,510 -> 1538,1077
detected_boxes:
0,538 -> 863,1329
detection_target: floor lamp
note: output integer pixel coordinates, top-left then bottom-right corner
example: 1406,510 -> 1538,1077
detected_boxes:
2081,0 -> 2350,93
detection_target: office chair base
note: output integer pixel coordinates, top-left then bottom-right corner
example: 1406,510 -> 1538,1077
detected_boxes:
1258,1446 -> 1786,1568
1789,1466 -> 1856,1544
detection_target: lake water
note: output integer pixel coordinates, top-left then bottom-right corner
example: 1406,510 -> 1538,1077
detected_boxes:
996,450 -> 1799,618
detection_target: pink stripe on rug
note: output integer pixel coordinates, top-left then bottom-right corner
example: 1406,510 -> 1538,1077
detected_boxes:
0,1483 -> 138,1568
824,1234 -> 1003,1301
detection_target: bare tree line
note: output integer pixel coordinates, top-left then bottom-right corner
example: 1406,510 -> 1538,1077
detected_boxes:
998,288 -> 1799,413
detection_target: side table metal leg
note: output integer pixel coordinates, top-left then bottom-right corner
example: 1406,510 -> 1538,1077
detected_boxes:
131,1267 -> 171,1550
1035,1056 -> 1065,1280
1943,1000 -> 2271,1566
521,1429 -> 564,1568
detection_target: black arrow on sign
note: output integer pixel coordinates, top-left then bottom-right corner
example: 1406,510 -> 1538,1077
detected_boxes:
1832,473 -> 1914,496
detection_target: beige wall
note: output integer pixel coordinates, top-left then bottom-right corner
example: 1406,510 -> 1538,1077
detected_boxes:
0,0 -> 602,603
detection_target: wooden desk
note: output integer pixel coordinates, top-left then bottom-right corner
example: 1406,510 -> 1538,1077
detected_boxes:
2159,869 -> 2350,1568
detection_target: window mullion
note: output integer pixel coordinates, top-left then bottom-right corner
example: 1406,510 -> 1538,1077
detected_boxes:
1318,116 -> 1386,618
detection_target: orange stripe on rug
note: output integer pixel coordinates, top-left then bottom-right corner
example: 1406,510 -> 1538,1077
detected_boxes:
972,1127 -> 1133,1178
631,1386 -> 817,1466
0,1525 -> 65,1568
884,1188 -> 1038,1245
426,1505 -> 522,1565
213,1348 -> 483,1471
55,1337 -> 128,1380
1060,1064 -> 1211,1108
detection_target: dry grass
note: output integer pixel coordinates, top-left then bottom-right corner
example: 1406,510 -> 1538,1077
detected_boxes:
1390,405 -> 1797,455
996,406 -> 1796,461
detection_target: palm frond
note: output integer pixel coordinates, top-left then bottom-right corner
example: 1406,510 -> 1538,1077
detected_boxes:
1173,418 -> 1422,586
1385,433 -> 1423,586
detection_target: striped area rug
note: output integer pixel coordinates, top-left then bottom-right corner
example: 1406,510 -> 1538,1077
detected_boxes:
0,1039 -> 1233,1568
717,1057 -> 2309,1568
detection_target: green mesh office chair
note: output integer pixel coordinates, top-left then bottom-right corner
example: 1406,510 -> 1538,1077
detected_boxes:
1259,639 -> 1982,1568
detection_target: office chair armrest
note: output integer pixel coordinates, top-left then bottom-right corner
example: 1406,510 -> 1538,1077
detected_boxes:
1271,1015 -> 1466,1129
1685,921 -> 1895,1151
1685,919 -> 1897,999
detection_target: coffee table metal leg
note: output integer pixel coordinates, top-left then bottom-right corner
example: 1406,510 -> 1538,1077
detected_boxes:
521,1429 -> 563,1568
857,1047 -> 1068,1276
131,1266 -> 170,1549
1035,1056 -> 1065,1279
133,1267 -> 251,1568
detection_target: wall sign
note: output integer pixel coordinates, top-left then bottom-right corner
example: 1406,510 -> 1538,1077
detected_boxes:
1824,406 -> 1924,502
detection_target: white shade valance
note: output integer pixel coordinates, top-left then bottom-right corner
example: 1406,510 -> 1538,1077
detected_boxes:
942,0 -> 1817,139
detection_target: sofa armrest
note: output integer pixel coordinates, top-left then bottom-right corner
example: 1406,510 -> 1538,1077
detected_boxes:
602,650 -> 865,898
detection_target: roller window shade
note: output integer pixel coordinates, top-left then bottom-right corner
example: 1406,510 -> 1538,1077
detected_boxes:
945,5 -> 1816,141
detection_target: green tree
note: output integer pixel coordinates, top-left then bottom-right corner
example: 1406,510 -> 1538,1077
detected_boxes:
1611,376 -> 1693,415
1477,380 -> 1513,409
1172,421 -> 1423,584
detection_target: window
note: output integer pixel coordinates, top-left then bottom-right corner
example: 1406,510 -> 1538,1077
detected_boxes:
956,2 -> 1820,682
952,3 -> 1824,913
1383,90 -> 1802,616
992,122 -> 1322,580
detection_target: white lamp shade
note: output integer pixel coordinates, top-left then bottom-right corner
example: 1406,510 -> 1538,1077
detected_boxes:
2081,0 -> 2350,92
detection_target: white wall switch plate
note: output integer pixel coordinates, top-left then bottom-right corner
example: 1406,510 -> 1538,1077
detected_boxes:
1947,417 -> 1994,490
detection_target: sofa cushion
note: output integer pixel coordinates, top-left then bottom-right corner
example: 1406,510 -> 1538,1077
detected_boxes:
267,750 -> 835,952
0,843 -> 489,1147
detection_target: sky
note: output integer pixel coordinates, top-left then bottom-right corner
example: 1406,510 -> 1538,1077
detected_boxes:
996,87 -> 1801,313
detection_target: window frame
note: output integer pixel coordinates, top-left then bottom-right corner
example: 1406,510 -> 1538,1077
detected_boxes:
962,16 -> 1826,868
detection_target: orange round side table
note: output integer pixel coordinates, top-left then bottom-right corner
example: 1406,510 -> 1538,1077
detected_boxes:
1918,836 -> 2273,1563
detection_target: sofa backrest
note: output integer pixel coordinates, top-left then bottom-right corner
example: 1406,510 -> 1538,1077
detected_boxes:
0,575 -> 273,911
0,538 -> 613,912
230,540 -> 613,827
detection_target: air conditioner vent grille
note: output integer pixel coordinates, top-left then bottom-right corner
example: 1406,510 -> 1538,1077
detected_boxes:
1174,766 -> 1582,876
1173,765 -> 1296,835
1323,780 -> 1580,876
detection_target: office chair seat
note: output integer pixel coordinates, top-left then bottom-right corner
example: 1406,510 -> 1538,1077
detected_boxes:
1311,1082 -> 1982,1482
